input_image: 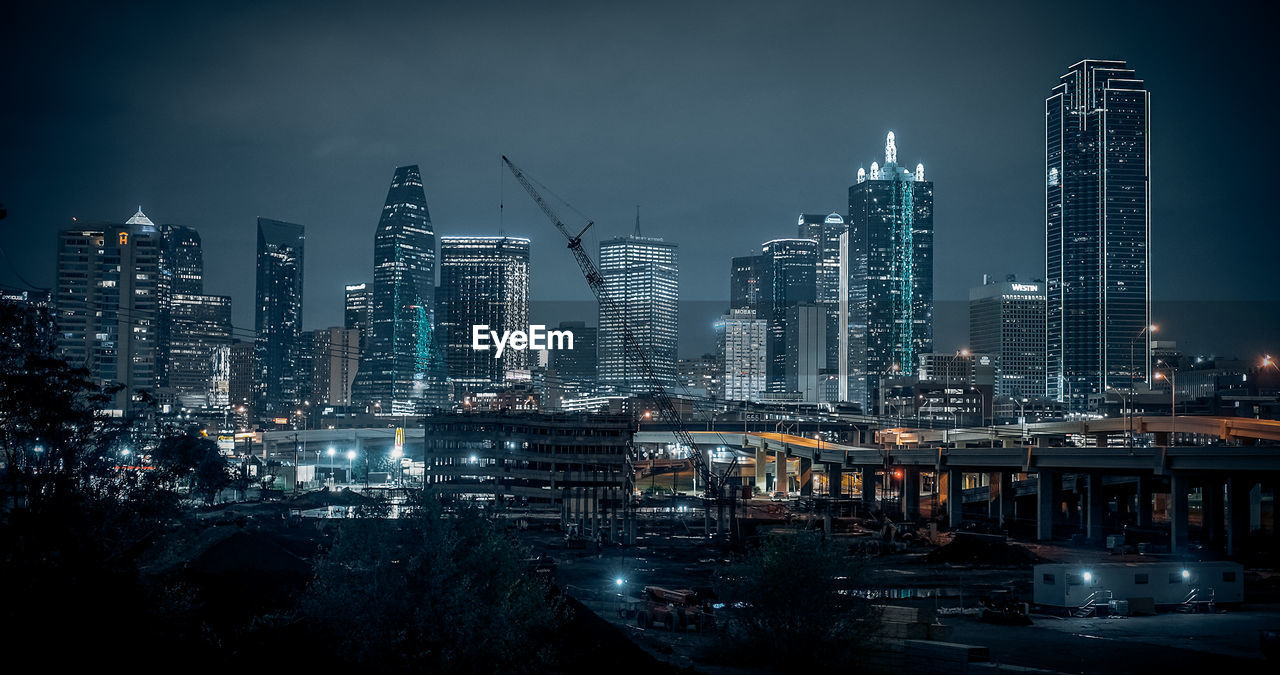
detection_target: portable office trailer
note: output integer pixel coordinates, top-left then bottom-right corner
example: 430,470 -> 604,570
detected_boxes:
1032,561 -> 1243,608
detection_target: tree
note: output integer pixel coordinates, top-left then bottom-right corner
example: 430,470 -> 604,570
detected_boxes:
295,497 -> 564,671
153,426 -> 229,504
714,532 -> 882,670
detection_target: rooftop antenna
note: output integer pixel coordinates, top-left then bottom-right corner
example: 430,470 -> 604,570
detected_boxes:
498,156 -> 505,236
634,204 -> 641,237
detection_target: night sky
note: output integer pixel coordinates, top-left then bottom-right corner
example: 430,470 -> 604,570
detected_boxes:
2,0 -> 1276,357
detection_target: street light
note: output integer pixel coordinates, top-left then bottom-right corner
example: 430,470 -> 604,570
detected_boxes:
326,447 -> 336,482
1130,324 -> 1157,389
1154,364 -> 1177,443
346,450 -> 356,483
391,446 -> 403,485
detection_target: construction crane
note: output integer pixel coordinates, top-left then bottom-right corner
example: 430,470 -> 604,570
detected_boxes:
501,155 -> 736,504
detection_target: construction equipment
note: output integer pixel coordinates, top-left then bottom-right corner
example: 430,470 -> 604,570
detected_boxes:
634,586 -> 715,632
502,156 -> 738,530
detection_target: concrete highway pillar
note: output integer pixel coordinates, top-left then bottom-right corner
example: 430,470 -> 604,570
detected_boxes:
1228,475 -> 1255,557
754,447 -> 767,496
1086,472 -> 1104,545
1170,472 -> 1190,553
947,468 -> 963,529
774,451 -> 787,493
1036,469 -> 1056,541
861,467 -> 877,509
1136,475 -> 1153,527
828,464 -> 844,498
994,471 -> 1015,528
799,457 -> 813,497
1202,479 -> 1223,548
902,468 -> 920,519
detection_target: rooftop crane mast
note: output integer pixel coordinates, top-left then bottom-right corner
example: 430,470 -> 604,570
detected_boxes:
502,156 -> 734,504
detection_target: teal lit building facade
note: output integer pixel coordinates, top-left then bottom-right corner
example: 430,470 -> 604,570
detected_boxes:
840,132 -> 934,412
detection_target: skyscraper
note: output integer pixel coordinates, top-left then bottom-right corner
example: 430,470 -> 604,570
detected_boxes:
54,209 -> 161,410
785,303 -> 827,402
254,217 -> 305,416
437,236 -> 531,389
351,165 -> 436,415
343,281 -> 373,350
729,254 -> 765,312
797,213 -> 844,305
311,326 -> 361,406
1046,60 -> 1150,409
550,320 -> 597,385
840,132 -> 934,412
716,309 -> 768,402
798,213 -> 844,380
759,238 -> 817,393
598,234 -> 678,392
156,224 -> 204,390
167,293 -> 233,405
970,276 -> 1047,400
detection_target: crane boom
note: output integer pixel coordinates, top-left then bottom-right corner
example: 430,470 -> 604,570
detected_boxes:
501,155 -> 730,497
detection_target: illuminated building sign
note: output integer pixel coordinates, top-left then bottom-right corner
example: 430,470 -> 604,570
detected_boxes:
1011,283 -> 1039,292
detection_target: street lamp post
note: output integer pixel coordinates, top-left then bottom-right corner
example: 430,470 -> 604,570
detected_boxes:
1154,365 -> 1177,444
391,446 -> 403,485
1130,324 -> 1157,389
346,450 -> 356,484
326,447 -> 336,484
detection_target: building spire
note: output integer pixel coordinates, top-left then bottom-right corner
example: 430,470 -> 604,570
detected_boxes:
634,204 -> 641,236
885,131 -> 897,164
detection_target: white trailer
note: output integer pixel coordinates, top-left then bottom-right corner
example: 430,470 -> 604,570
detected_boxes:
1032,561 -> 1243,608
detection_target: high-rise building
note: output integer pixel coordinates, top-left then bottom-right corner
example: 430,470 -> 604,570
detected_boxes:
918,352 -> 997,389
343,281 -> 373,350
311,326 -> 361,406
729,254 -> 765,312
167,293 -> 232,405
253,217 -> 305,416
54,209 -> 161,410
550,320 -> 597,385
970,276 -> 1047,400
351,165 -> 436,415
840,132 -> 934,412
716,308 -> 767,402
785,303 -> 828,403
438,236 -> 531,389
155,224 -> 204,389
797,213 -> 844,378
797,213 -> 844,305
759,238 -> 817,392
1046,60 -> 1151,409
228,339 -> 255,407
598,234 -> 678,392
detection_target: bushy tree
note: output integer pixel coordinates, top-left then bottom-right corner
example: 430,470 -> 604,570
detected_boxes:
296,498 -> 564,672
714,532 -> 882,670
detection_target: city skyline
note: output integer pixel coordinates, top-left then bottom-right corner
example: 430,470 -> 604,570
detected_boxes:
2,1 -> 1275,359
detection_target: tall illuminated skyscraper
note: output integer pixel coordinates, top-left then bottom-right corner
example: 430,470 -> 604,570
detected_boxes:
351,165 -> 436,415
343,281 -> 373,350
759,238 -> 817,393
438,236 -> 530,389
840,132 -> 934,412
253,217 -> 305,415
54,209 -> 161,411
1046,59 -> 1150,409
598,234 -> 678,392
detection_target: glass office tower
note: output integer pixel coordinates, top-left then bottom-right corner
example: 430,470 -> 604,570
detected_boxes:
840,132 -> 934,412
1046,60 -> 1150,409
253,217 -> 305,415
351,165 -> 436,415
598,235 -> 678,392
437,236 -> 531,389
